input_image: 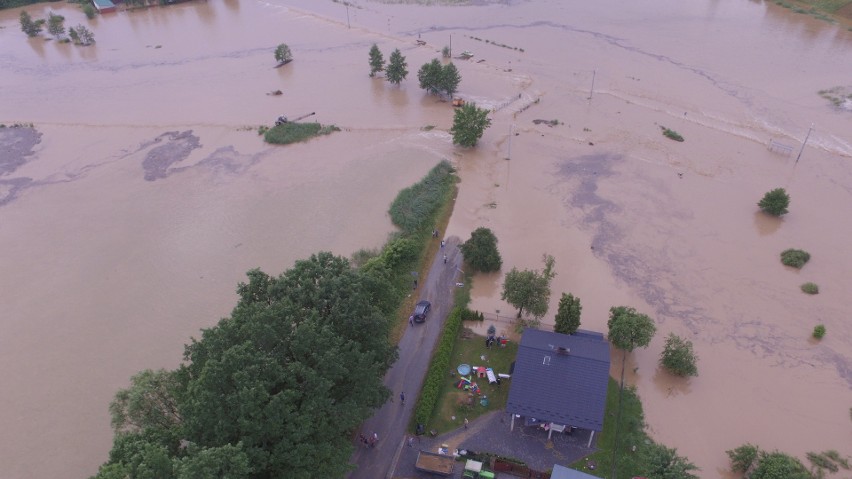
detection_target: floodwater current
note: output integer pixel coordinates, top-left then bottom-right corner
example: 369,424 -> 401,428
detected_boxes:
1,1 -> 851,477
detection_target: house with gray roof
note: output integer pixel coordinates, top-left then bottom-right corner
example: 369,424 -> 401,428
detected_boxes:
506,328 -> 610,447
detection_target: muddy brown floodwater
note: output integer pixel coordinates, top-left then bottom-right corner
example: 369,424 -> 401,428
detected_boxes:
1,0 -> 851,478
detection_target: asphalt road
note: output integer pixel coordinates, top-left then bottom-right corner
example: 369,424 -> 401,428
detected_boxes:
346,236 -> 463,479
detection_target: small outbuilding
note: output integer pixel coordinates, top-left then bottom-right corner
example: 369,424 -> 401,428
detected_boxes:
92,0 -> 116,13
551,464 -> 602,479
506,328 -> 610,447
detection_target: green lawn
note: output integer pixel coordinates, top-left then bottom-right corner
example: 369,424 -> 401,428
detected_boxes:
570,378 -> 650,479
427,326 -> 518,434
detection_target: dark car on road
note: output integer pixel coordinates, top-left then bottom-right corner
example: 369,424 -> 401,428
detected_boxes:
412,300 -> 431,322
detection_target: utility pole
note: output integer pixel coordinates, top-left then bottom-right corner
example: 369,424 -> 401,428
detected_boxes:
449,34 -> 452,58
795,123 -> 814,165
589,69 -> 596,101
507,123 -> 514,160
345,4 -> 350,29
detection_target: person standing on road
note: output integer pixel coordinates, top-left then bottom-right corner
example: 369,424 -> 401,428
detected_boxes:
443,254 -> 447,264
400,391 -> 405,405
440,240 -> 445,248
409,315 -> 414,325
464,417 -> 469,429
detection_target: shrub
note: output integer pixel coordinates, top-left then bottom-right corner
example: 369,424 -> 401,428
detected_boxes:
388,161 -> 455,235
554,293 -> 582,335
83,4 -> 96,19
812,324 -> 826,339
442,46 -> 451,58
661,127 -> 684,142
659,333 -> 698,377
274,43 -> 292,64
780,249 -> 810,268
263,122 -> 338,145
414,307 -> 463,428
758,188 -> 790,216
460,227 -> 502,272
800,282 -> 819,294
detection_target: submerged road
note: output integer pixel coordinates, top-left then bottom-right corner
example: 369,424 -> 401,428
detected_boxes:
346,236 -> 463,479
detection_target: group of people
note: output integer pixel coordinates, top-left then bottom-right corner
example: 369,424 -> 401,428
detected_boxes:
359,432 -> 379,448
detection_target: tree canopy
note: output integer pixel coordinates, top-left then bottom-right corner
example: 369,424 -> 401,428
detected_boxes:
93,253 -> 397,479
501,254 -> 556,319
554,293 -> 581,335
441,62 -> 461,98
459,227 -> 502,272
19,11 -> 44,37
451,102 -> 492,148
727,444 -> 811,479
385,48 -> 408,85
758,188 -> 790,216
47,11 -> 64,39
274,43 -> 292,64
643,444 -> 700,479
417,59 -> 443,95
368,43 -> 384,77
659,333 -> 698,377
607,306 -> 656,352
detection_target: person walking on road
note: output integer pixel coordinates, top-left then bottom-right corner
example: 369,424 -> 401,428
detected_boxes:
400,391 -> 405,405
464,417 -> 469,429
443,254 -> 447,264
409,315 -> 414,325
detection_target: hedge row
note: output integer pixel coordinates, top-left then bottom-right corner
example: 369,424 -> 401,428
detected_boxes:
414,306 -> 464,428
389,160 -> 455,235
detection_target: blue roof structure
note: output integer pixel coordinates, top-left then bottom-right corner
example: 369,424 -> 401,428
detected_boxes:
551,464 -> 602,479
506,329 -> 610,432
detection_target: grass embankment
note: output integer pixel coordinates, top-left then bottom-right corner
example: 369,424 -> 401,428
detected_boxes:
262,122 -> 340,145
351,160 -> 457,345
570,379 -> 650,479
774,0 -> 852,24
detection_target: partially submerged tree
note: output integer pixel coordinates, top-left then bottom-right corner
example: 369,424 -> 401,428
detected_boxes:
70,24 -> 95,46
758,187 -> 790,216
727,444 -> 811,479
274,43 -> 292,64
501,254 -> 556,319
607,306 -> 656,353
643,443 -> 700,479
19,11 -> 45,37
459,227 -> 502,273
554,293 -> 582,335
368,43 -> 384,77
47,11 -> 65,39
417,58 -> 443,95
451,102 -> 491,147
659,333 -> 698,377
441,62 -> 461,98
385,48 -> 408,85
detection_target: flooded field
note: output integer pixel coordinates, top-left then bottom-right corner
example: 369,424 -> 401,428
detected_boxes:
1,0 -> 851,477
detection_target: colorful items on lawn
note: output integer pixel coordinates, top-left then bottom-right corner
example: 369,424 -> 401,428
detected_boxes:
455,375 -> 481,395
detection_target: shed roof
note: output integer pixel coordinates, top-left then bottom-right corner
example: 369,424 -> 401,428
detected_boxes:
506,328 -> 610,431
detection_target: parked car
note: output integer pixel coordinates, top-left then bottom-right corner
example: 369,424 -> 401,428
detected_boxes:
413,300 -> 431,322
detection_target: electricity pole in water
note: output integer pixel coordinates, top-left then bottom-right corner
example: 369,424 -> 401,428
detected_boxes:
345,5 -> 350,29
589,69 -> 597,101
795,123 -> 814,165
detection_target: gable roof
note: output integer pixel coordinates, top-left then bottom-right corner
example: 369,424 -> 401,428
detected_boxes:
506,328 -> 610,432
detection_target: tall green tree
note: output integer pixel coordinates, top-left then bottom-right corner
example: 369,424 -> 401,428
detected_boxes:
643,444 -> 700,479
417,58 -> 443,95
385,48 -> 408,85
440,62 -> 461,98
554,293 -> 581,335
758,188 -> 790,216
659,333 -> 698,377
607,306 -> 656,352
460,227 -> 502,272
368,43 -> 384,77
274,43 -> 292,64
501,254 -> 556,319
95,253 -> 397,479
47,11 -> 64,39
109,369 -> 183,434
451,102 -> 491,147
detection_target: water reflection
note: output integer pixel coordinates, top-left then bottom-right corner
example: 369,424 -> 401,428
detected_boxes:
651,365 -> 693,398
753,210 -> 782,236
